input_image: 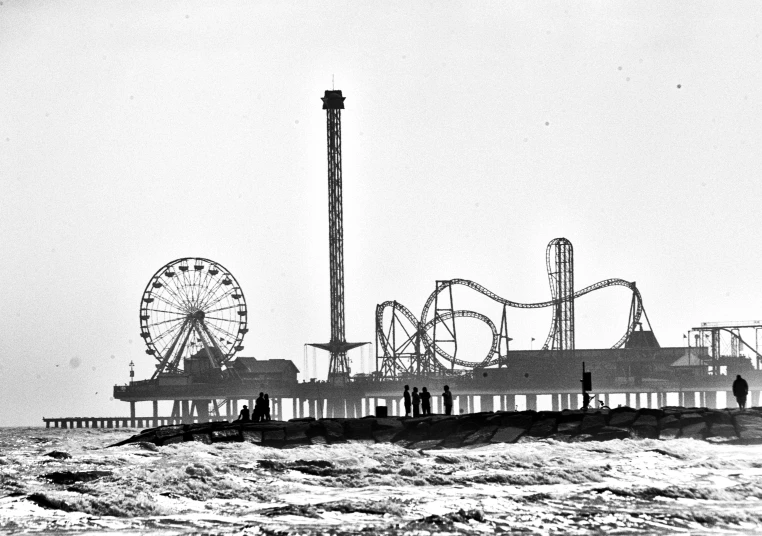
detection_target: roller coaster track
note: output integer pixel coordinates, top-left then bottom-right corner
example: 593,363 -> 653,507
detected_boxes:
376,277 -> 644,373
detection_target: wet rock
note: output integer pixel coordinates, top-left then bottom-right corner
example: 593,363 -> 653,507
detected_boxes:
427,418 -> 458,439
500,413 -> 533,429
42,471 -> 111,485
659,428 -> 681,440
344,420 -> 374,440
309,435 -> 327,445
409,439 -> 443,450
263,429 -> 286,447
242,430 -> 262,444
527,418 -> 557,437
490,426 -> 525,444
158,435 -> 184,446
211,428 -> 241,442
285,424 -> 310,444
155,425 -> 184,437
462,425 -> 498,445
707,423 -> 737,440
557,421 -> 581,434
681,422 -> 707,440
594,426 -> 630,441
189,433 -> 211,444
658,415 -> 680,430
440,430 -> 474,448
375,417 -> 404,430
734,413 -> 762,440
321,420 -> 345,443
44,451 -> 71,460
608,411 -> 637,428
679,413 -> 705,427
372,429 -> 398,443
704,410 -> 733,426
580,413 -> 607,434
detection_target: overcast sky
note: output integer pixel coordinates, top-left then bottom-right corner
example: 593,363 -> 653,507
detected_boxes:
2,1 -> 762,425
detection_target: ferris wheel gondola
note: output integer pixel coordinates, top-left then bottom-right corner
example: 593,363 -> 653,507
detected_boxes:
139,258 -> 248,379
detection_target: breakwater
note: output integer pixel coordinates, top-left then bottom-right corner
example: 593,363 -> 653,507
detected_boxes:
110,406 -> 762,449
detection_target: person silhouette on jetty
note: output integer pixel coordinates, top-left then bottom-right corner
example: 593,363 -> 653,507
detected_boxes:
264,393 -> 272,421
253,392 -> 265,422
442,385 -> 453,415
236,404 -> 250,422
403,385 -> 411,417
733,374 -> 749,410
412,387 -> 421,417
421,387 -> 431,415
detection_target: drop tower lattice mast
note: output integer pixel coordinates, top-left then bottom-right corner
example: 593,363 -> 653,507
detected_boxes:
308,90 -> 365,383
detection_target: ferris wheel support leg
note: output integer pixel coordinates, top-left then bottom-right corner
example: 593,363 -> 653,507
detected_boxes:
130,402 -> 136,421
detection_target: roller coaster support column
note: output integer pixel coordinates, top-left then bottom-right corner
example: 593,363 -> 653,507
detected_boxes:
309,90 -> 366,382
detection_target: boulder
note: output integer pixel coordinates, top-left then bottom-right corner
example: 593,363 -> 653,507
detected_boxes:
211,428 -> 241,442
557,421 -> 581,434
659,427 -> 680,440
462,425 -> 498,446
490,426 -> 525,444
679,413 -> 706,427
321,420 -> 345,443
658,415 -> 680,430
428,418 -> 459,439
527,418 -> 557,438
345,420 -> 374,440
594,426 -> 630,441
707,423 -> 737,440
262,429 -> 286,447
580,413 -> 607,434
191,433 -> 212,444
608,411 -> 637,428
285,424 -> 310,444
734,413 -> 762,440
241,430 -> 262,444
681,422 -> 707,440
704,410 -> 733,426
499,413 -> 533,429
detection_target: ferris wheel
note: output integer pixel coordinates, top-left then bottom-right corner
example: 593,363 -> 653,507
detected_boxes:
139,257 -> 248,379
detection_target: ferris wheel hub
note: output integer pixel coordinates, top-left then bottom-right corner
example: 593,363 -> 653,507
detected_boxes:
191,310 -> 206,320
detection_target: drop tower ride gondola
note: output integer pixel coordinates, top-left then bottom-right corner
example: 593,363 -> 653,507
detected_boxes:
308,90 -> 366,383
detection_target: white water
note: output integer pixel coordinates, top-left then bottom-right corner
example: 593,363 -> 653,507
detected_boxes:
1,427 -> 762,534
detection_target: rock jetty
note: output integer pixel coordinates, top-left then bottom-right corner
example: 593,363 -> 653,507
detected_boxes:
110,406 -> 762,449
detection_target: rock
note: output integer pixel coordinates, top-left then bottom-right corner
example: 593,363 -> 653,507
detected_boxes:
608,411 -> 637,428
242,430 -> 262,444
409,439 -> 443,450
372,430 -> 398,443
211,428 -> 241,442
527,418 -> 556,437
500,413 -> 533,429
580,413 -> 606,434
707,423 -> 737,439
679,413 -> 705,427
681,422 -> 707,440
659,427 -> 681,440
321,420 -> 345,443
734,413 -> 762,440
631,414 -> 659,439
594,426 -> 630,441
310,435 -> 328,445
704,410 -> 733,426
44,451 -> 72,459
263,429 -> 286,447
191,433 -> 212,444
374,418 -> 404,430
428,418 -> 459,439
159,434 -> 184,445
557,421 -> 581,434
345,420 -> 374,440
658,415 -> 680,430
462,425 -> 498,445
490,426 -> 525,444
285,424 -> 310,444
440,430 -> 474,449
155,425 -> 184,438
570,434 -> 594,442
43,471 -> 111,485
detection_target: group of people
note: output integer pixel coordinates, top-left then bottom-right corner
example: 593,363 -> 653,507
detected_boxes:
235,392 -> 271,422
403,385 -> 454,417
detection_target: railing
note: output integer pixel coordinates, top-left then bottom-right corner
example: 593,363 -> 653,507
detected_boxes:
41,416 -> 203,429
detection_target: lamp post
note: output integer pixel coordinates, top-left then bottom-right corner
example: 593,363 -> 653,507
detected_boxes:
129,360 -> 134,385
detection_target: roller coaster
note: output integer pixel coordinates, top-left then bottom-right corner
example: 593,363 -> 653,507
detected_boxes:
375,238 -> 655,379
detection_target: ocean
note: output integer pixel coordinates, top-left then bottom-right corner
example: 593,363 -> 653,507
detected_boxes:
1,427 -> 762,534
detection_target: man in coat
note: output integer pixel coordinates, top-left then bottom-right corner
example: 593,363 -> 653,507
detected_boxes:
733,374 -> 749,410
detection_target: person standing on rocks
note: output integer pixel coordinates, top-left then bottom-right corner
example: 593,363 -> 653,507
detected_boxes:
442,385 -> 453,415
403,385 -> 411,417
420,387 -> 431,415
733,374 -> 749,410
253,392 -> 265,422
412,387 -> 421,418
264,393 -> 272,421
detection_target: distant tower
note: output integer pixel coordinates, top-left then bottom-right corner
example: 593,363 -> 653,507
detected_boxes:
546,238 -> 575,353
308,90 -> 365,383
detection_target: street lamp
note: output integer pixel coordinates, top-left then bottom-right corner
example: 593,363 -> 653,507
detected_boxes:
129,360 -> 135,385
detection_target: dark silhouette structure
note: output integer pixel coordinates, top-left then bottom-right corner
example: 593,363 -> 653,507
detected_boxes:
403,385 -> 411,417
237,405 -> 250,422
412,387 -> 420,417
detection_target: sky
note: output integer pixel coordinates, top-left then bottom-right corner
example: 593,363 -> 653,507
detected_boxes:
2,1 -> 762,425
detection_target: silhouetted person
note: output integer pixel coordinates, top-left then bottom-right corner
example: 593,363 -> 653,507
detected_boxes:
237,404 -> 250,422
420,387 -> 431,415
264,393 -> 272,421
442,385 -> 453,415
412,387 -> 421,418
403,385 -> 411,417
254,392 -> 265,422
582,391 -> 592,410
733,374 -> 749,410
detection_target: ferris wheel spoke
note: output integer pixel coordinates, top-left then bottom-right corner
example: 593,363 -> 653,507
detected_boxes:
143,307 -> 186,316
152,320 -> 185,344
151,318 -> 191,378
205,320 -> 239,342
196,277 -> 228,311
199,287 -> 235,311
162,278 -> 193,312
198,320 -> 227,355
146,316 -> 187,330
204,304 -> 239,315
193,264 -> 212,309
151,290 -> 190,314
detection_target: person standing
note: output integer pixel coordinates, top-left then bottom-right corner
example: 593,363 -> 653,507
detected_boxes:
403,385 -> 411,417
264,393 -> 272,421
412,387 -> 421,418
420,387 -> 431,415
733,374 -> 749,410
442,385 -> 453,416
253,392 -> 265,422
